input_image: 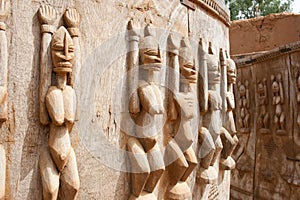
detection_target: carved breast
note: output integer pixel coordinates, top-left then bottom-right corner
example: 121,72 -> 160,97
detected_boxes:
138,81 -> 163,115
46,86 -> 76,125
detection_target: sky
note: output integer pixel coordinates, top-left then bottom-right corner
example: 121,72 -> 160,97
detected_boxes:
292,0 -> 300,13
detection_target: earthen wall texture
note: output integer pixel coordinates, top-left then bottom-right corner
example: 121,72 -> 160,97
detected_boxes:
230,13 -> 300,55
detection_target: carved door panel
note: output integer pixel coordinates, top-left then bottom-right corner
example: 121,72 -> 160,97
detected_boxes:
253,55 -> 292,199
232,53 -> 300,199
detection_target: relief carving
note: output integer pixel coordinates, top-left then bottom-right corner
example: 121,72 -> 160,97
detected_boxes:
257,78 -> 269,133
219,54 -> 238,170
126,23 -> 164,200
237,80 -> 250,133
164,36 -> 197,199
0,0 -> 9,198
38,5 -> 80,200
197,42 -> 221,184
0,0 -> 8,123
271,73 -> 286,135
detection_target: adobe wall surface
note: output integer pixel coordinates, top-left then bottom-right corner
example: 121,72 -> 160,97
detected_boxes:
230,13 -> 300,55
0,0 -> 233,199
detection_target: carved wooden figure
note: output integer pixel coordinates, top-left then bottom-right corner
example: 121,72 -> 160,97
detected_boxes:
0,1 -> 8,198
0,0 -> 8,123
257,78 -> 269,133
238,80 -> 250,133
296,74 -> 300,128
38,5 -> 80,200
271,73 -> 285,134
126,23 -> 165,200
219,55 -> 239,170
197,42 -> 222,184
164,37 -> 198,199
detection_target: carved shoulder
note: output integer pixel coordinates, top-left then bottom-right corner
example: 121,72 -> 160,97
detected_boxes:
46,86 -> 64,125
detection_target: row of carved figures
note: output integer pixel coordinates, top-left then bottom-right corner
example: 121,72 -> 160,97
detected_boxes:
125,18 -> 238,199
0,3 -> 238,200
237,73 -> 285,135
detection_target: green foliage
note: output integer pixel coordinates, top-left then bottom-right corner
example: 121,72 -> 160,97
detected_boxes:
225,0 -> 294,21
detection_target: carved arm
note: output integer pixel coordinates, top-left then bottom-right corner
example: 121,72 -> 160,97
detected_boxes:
198,38 -> 208,114
38,5 -> 57,125
127,20 -> 140,115
64,8 -> 81,88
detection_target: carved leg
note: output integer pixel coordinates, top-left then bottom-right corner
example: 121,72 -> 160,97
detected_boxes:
274,115 -> 279,130
165,140 -> 187,186
238,118 -> 243,129
127,137 -> 150,197
245,113 -> 250,128
279,112 -> 285,130
197,127 -> 217,184
263,113 -> 269,129
165,141 -> 193,200
180,147 -> 197,182
220,128 -> 238,170
211,136 -> 223,166
144,143 -> 164,192
59,148 -> 80,200
39,147 -> 60,200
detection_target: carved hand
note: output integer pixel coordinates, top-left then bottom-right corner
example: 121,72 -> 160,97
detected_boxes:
0,0 -> 9,22
64,8 -> 80,28
38,5 -> 56,25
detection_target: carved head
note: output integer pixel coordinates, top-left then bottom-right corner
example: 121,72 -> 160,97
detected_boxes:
51,26 -> 75,74
239,84 -> 246,96
272,81 -> 279,93
179,46 -> 196,84
207,54 -> 220,85
227,58 -> 237,84
139,25 -> 162,71
257,82 -> 264,95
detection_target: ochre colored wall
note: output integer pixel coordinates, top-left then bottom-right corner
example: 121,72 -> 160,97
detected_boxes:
230,13 -> 300,55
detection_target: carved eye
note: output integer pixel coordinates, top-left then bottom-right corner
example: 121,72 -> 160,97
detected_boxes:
145,50 -> 158,56
68,45 -> 75,53
52,43 -> 64,51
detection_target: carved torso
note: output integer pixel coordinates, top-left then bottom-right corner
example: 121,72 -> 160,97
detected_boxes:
46,85 -> 77,126
226,91 -> 235,111
202,90 -> 222,140
135,80 -> 163,150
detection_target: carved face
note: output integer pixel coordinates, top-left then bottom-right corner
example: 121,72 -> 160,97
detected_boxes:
239,84 -> 246,96
227,59 -> 236,84
257,83 -> 264,95
180,47 -> 196,83
272,81 -> 279,93
51,27 -> 75,73
207,54 -> 220,85
139,36 -> 162,71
